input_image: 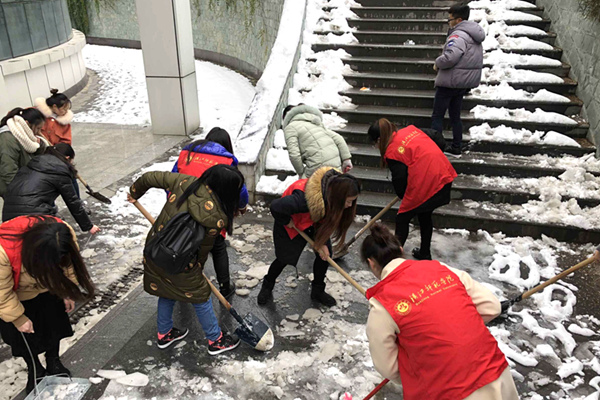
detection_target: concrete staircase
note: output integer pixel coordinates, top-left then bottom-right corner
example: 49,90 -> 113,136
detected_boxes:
257,0 -> 600,243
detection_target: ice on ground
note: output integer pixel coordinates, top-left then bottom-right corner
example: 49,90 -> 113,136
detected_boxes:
256,175 -> 299,195
115,372 -> 149,387
469,123 -> 580,147
470,106 -> 578,125
482,64 -> 564,84
266,148 -> 295,172
303,308 -> 323,321
484,49 -> 563,66
236,288 -> 251,296
469,82 -> 570,103
97,370 -> 127,380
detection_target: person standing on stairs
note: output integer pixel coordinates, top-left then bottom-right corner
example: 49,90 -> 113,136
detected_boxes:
282,104 -> 353,178
171,127 -> 249,299
361,223 -> 519,400
432,3 -> 485,158
368,119 -> 457,261
257,167 -> 360,307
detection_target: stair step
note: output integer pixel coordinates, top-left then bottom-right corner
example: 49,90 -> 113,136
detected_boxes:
345,6 -> 545,19
347,18 -> 551,32
316,30 -> 556,46
342,87 -> 583,115
325,105 -> 588,137
333,56 -> 571,77
355,0 -> 535,6
342,72 -> 577,94
337,123 -> 594,157
312,43 -> 563,60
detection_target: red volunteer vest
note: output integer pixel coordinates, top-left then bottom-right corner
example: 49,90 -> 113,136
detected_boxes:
385,126 -> 457,213
0,216 -> 62,290
366,260 -> 507,400
281,178 -> 314,239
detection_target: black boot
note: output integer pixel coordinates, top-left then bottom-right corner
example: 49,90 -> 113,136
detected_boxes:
311,282 -> 337,307
46,356 -> 71,377
24,355 -> 46,394
219,281 -> 236,300
412,247 -> 432,260
257,278 -> 275,305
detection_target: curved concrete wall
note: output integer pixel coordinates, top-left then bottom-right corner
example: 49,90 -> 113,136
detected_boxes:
85,0 -> 285,79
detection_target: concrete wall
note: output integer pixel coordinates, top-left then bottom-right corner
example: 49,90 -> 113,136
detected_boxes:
536,0 -> 600,145
85,0 -> 285,79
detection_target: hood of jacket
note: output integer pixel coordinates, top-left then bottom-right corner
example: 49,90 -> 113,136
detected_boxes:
283,105 -> 323,129
182,141 -> 238,166
34,97 -> 74,126
304,166 -> 341,222
451,20 -> 485,43
28,154 -> 73,178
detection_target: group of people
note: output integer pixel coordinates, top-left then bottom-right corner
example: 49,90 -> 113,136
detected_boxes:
0,4 -> 520,398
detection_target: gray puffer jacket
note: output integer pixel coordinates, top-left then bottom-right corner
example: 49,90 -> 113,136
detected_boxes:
435,21 -> 485,89
283,105 -> 352,178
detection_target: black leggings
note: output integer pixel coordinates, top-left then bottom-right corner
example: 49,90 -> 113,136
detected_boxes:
265,256 -> 329,286
210,235 -> 230,285
395,210 -> 434,256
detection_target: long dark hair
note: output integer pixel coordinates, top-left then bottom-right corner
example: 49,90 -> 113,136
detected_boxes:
314,174 -> 361,251
185,128 -> 233,165
46,88 -> 71,109
176,164 -> 244,235
360,223 -> 403,269
1,107 -> 45,128
45,143 -> 77,176
368,118 -> 398,168
0,216 -> 95,300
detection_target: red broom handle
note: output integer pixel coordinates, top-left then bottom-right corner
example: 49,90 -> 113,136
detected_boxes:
363,379 -> 389,400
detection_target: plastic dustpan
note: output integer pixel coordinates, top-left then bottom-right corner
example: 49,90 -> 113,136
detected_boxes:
24,376 -> 91,400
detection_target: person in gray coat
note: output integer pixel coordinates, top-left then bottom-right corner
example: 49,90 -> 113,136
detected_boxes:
282,104 -> 352,178
431,3 -> 485,158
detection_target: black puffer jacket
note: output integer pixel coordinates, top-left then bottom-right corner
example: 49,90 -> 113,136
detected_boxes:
1,154 -> 93,231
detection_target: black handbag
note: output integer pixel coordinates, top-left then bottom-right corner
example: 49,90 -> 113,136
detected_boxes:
144,213 -> 205,275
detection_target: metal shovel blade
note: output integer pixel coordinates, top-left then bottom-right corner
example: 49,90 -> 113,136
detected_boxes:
233,311 -> 274,352
85,189 -> 112,204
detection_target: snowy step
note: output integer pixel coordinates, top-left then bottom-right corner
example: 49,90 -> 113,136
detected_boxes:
326,106 -> 588,137
342,72 -> 577,94
347,18 -> 551,32
316,30 -> 556,46
346,6 -> 545,19
341,88 -> 583,115
356,0 -> 458,6
312,43 -> 563,60
332,56 -> 570,77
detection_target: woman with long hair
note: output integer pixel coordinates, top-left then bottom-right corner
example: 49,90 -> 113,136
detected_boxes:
361,223 -> 518,400
171,127 -> 249,298
257,167 -> 360,307
34,89 -> 73,145
0,108 -> 48,197
368,119 -> 457,260
0,216 -> 95,393
127,164 -> 243,355
2,143 -> 100,234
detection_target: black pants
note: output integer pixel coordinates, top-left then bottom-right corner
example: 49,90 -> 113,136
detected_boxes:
431,87 -> 469,149
395,210 -> 434,256
210,235 -> 229,285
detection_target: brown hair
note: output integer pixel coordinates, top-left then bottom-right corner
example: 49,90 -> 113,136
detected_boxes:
313,174 -> 361,251
360,222 -> 403,269
367,118 -> 398,167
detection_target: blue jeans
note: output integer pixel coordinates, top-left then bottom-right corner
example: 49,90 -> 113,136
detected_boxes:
157,297 -> 221,341
431,87 -> 469,149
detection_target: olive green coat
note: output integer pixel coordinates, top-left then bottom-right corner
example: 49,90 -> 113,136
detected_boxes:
130,171 -> 227,303
0,126 -> 45,197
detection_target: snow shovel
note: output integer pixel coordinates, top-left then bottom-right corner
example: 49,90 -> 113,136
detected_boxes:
294,226 -> 367,296
333,197 -> 400,259
131,199 -> 274,352
77,174 -> 111,204
500,256 -> 596,313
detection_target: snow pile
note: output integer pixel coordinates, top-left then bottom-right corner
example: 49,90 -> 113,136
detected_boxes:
266,148 -> 295,172
470,105 -> 578,125
76,46 -> 254,136
256,175 -> 299,195
482,64 -> 564,84
316,4 -> 359,34
469,0 -> 538,10
484,49 -> 562,67
235,0 -> 307,164
273,129 -> 287,149
478,19 -> 551,52
469,123 -> 580,146
469,1 -> 542,22
469,82 -> 570,103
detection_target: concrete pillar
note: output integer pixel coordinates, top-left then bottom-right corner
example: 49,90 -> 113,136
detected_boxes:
135,0 -> 200,136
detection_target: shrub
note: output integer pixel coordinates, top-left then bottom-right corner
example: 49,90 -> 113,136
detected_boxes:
579,0 -> 600,22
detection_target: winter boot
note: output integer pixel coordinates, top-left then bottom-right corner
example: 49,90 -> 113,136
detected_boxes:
311,282 -> 337,307
207,332 -> 240,356
46,356 -> 71,377
219,281 -> 236,300
24,356 -> 46,394
157,327 -> 189,349
257,278 -> 275,305
412,247 -> 432,261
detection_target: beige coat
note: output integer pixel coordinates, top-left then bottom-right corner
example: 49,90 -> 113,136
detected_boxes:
366,258 -> 519,400
0,223 -> 78,328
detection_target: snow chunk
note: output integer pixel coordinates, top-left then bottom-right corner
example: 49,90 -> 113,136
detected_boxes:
236,288 -> 251,296
482,64 -> 564,84
556,358 -> 584,379
469,82 -> 570,103
302,308 -> 323,321
256,175 -> 299,195
469,123 -> 580,147
97,370 -> 127,380
484,50 -> 562,66
266,148 -> 295,172
116,372 -> 149,387
567,323 -> 596,337
471,106 -> 578,125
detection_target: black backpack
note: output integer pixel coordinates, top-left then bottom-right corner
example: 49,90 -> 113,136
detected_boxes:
144,213 -> 205,275
420,128 -> 447,152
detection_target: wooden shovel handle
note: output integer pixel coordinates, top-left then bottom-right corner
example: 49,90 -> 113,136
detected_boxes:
294,227 -> 366,296
521,256 -> 595,300
348,197 -> 400,248
131,199 -> 232,310
76,174 -> 90,189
